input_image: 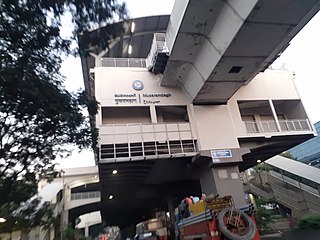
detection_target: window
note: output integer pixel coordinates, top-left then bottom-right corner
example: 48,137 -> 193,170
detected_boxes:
156,106 -> 189,123
102,106 -> 151,124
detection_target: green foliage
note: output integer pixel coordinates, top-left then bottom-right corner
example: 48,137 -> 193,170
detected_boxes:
252,163 -> 272,176
270,214 -> 284,220
0,0 -> 126,234
254,197 -> 274,234
0,197 -> 57,234
298,214 -> 320,229
56,225 -> 92,240
280,151 -> 295,160
255,207 -> 273,233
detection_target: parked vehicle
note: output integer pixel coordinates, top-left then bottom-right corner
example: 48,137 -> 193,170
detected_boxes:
176,195 -> 260,240
136,212 -> 170,240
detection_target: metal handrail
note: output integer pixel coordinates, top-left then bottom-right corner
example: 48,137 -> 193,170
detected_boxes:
243,118 -> 311,133
269,171 -> 320,197
243,120 -> 278,133
278,119 -> 311,131
70,191 -> 101,201
99,122 -> 197,160
101,58 -> 146,68
99,122 -> 194,136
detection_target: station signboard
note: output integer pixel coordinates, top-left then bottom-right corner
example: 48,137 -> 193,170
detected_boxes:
211,149 -> 232,164
211,149 -> 232,158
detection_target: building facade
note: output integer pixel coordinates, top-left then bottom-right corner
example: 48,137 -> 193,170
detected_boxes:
288,121 -> 320,167
88,58 -> 316,225
80,0 -> 320,226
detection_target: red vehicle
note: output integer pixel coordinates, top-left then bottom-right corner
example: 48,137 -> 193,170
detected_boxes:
177,196 -> 260,240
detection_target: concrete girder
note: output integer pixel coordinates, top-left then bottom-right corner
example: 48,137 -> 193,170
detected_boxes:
161,0 -> 320,104
162,0 -> 258,100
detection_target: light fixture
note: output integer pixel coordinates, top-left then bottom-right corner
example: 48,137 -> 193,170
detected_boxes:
109,195 -> 114,200
94,175 -> 98,178
128,45 -> 132,55
0,218 -> 6,223
112,170 -> 118,175
257,159 -> 262,163
131,22 -> 135,33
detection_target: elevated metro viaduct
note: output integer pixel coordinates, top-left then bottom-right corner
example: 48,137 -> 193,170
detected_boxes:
243,155 -> 320,218
36,167 -> 102,238
80,0 -> 320,228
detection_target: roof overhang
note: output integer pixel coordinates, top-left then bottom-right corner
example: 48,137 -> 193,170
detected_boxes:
79,15 -> 170,99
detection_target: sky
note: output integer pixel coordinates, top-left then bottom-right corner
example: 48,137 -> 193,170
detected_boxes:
57,0 -> 320,168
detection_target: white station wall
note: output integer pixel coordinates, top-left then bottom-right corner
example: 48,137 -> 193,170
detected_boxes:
94,67 -> 305,151
229,70 -> 303,136
94,67 -> 192,126
95,67 -> 191,105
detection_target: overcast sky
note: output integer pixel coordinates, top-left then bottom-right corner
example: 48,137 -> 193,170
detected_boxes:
57,1 -> 320,168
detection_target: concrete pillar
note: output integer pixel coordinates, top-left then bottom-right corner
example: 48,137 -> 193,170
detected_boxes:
62,184 -> 71,227
167,198 -> 176,240
200,166 -> 246,208
199,166 -> 218,196
269,99 -> 281,132
85,222 -> 89,237
150,105 -> 157,123
167,198 -> 175,224
62,210 -> 69,227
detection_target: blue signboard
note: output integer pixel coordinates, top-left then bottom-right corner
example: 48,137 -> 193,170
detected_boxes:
211,149 -> 232,158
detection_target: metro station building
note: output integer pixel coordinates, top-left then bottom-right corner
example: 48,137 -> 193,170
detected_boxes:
80,0 -> 319,227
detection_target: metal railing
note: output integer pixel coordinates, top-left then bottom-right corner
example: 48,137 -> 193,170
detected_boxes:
101,58 -> 146,68
270,171 -> 320,196
244,120 -> 278,133
70,191 -> 100,201
99,122 -> 197,161
244,169 -> 320,213
243,119 -> 312,133
278,119 -> 311,132
146,33 -> 169,73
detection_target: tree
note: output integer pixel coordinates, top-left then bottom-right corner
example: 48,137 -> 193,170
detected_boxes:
254,197 -> 273,234
252,163 -> 272,175
299,214 -> 320,229
0,0 -> 126,233
60,224 -> 93,240
280,151 -> 295,160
